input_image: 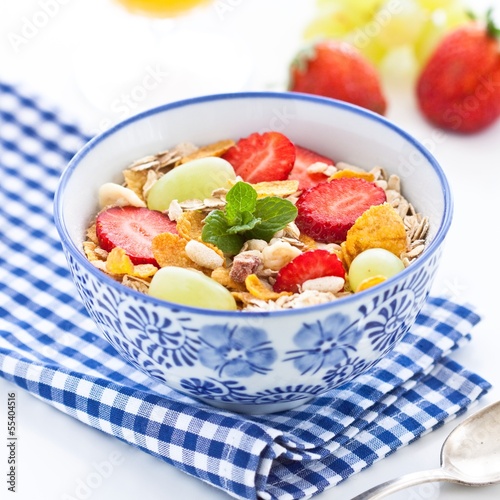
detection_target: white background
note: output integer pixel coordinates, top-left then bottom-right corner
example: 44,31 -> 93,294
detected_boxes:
1,1 -> 500,499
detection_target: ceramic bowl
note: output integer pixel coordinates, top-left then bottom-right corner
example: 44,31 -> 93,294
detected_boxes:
54,92 -> 452,414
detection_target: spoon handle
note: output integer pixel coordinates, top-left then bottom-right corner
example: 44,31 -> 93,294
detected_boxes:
351,468 -> 456,499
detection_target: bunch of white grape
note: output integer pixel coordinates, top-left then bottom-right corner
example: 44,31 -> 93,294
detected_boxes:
304,0 -> 470,77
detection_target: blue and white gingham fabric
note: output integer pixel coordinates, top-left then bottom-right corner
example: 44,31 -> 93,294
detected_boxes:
0,81 -> 492,500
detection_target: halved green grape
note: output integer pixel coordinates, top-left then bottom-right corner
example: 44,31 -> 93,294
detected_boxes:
147,156 -> 236,211
148,266 -> 237,310
348,248 -> 405,292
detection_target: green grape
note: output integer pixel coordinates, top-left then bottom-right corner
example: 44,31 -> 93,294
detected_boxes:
414,16 -> 447,64
304,10 -> 353,40
414,4 -> 469,65
380,45 -> 419,79
348,248 -> 405,292
305,2 -> 379,41
317,0 -> 381,16
147,156 -> 236,211
148,266 -> 237,310
441,2 -> 470,28
350,32 -> 387,65
374,0 -> 427,49
417,0 -> 461,10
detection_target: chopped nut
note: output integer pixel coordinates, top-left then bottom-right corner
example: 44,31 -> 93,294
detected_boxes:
301,276 -> 345,293
262,241 -> 301,271
242,239 -> 268,252
185,240 -> 224,270
167,199 -> 183,222
98,183 -> 146,208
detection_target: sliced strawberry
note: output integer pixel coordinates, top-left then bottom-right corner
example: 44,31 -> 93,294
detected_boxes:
221,131 -> 295,183
289,145 -> 335,191
96,206 -> 177,266
296,177 -> 386,243
273,249 -> 345,293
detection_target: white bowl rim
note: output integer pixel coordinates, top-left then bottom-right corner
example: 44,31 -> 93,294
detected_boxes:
54,90 -> 453,318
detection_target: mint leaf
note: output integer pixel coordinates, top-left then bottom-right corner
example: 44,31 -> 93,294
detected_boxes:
201,182 -> 299,254
227,214 -> 261,234
201,210 -> 244,255
225,182 -> 257,224
247,197 -> 298,241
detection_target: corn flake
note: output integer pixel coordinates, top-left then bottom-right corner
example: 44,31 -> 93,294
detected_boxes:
123,169 -> 148,200
245,274 -> 292,301
299,233 -> 317,251
211,266 -> 246,292
177,210 -> 205,241
231,291 -> 256,308
151,232 -> 207,272
106,247 -> 134,275
355,275 -> 387,293
131,264 -> 158,279
342,203 -> 407,268
251,180 -> 300,198
180,139 -> 235,164
328,169 -> 375,182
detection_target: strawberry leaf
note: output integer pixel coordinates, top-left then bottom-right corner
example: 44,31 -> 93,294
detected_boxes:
486,8 -> 500,38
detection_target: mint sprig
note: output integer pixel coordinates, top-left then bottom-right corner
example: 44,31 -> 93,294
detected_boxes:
202,181 -> 298,255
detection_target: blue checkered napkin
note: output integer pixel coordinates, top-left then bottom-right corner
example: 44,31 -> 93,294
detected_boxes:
0,81 -> 492,500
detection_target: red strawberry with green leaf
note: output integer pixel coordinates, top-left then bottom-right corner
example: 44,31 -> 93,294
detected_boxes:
289,40 -> 387,115
96,206 -> 177,266
295,177 -> 386,243
273,249 -> 345,293
289,145 -> 335,191
416,9 -> 500,133
221,131 -> 296,183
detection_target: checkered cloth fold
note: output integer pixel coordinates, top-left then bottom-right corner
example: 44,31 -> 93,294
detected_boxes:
0,81 -> 492,500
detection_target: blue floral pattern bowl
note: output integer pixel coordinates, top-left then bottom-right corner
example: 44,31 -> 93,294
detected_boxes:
54,92 -> 452,414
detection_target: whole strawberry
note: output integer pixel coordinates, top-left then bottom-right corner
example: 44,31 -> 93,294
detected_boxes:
416,10 -> 500,133
289,40 -> 387,115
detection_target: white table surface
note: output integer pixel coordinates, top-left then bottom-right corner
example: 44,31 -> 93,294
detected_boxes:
1,1 -> 500,499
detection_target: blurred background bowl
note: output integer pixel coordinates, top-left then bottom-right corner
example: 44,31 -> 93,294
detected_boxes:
54,92 -> 452,414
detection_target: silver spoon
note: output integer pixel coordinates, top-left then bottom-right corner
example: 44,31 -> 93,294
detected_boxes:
351,400 -> 500,499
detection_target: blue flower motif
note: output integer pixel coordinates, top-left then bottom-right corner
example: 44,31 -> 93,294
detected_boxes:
250,385 -> 324,405
198,324 -> 277,377
119,304 -> 199,368
322,356 -> 371,388
363,290 -> 416,353
179,378 -> 248,402
285,313 -> 362,375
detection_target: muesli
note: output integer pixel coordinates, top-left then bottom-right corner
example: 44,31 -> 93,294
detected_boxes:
83,131 -> 428,311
